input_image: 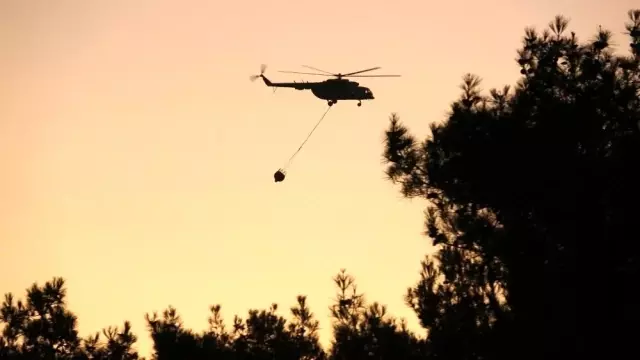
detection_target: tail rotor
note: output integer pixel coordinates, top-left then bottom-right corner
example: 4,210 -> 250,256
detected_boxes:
250,64 -> 268,82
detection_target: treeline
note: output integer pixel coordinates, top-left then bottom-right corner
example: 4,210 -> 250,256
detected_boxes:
2,9 -> 639,360
0,270 -> 423,360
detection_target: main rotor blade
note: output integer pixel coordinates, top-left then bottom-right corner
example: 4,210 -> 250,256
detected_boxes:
278,70 -> 332,76
302,65 -> 336,75
347,74 -> 401,77
343,67 -> 381,76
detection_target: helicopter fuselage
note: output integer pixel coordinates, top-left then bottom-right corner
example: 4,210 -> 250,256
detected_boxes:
260,75 -> 374,106
311,79 -> 374,101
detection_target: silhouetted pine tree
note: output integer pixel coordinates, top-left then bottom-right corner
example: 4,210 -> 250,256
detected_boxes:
383,9 -> 640,360
145,296 -> 326,360
328,269 -> 425,360
0,277 -> 140,359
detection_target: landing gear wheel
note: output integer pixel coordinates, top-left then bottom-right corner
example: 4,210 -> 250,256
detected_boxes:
357,101 -> 362,107
328,100 -> 333,106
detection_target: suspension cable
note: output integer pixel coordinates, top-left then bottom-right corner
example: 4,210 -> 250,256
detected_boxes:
282,105 -> 332,170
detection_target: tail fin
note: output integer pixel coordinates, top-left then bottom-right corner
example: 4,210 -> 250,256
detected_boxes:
261,75 -> 273,87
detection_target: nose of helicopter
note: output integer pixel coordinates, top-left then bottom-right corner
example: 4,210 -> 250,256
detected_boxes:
364,88 -> 374,99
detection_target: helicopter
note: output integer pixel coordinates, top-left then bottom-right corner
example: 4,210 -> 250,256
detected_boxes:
250,64 -> 400,107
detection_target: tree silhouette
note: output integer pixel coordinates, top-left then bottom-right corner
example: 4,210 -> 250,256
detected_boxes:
79,322 -> 140,360
328,269 -> 425,360
145,297 -> 326,360
287,296 -> 326,360
0,277 -> 140,359
383,9 -> 640,360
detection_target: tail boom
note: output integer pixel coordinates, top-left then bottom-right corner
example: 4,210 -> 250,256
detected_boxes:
261,76 -> 311,90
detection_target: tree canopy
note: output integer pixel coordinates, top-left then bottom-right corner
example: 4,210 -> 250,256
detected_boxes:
383,9 -> 640,360
3,9 -> 638,360
1,271 -> 424,360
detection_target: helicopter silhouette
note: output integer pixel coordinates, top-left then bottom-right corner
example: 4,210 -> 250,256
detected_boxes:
250,64 -> 400,107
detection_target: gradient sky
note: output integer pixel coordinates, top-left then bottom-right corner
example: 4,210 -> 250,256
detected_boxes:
1,0 -> 636,356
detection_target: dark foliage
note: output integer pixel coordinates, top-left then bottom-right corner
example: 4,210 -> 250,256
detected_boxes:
383,9 -> 640,360
0,272 -> 423,360
0,278 -> 139,360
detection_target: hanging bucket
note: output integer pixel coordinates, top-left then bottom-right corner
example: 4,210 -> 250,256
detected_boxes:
274,169 -> 286,182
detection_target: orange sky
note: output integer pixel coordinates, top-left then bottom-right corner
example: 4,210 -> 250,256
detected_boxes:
1,0 -> 636,356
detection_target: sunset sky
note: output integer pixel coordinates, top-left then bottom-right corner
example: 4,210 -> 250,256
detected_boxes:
1,0 -> 636,356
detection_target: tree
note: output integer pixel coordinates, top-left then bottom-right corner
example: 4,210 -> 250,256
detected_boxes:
0,277 -> 141,359
144,269 -> 424,360
145,306 -> 207,360
78,321 -> 140,360
145,297 -> 327,360
287,296 -> 326,360
328,269 -> 425,360
383,9 -> 640,360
